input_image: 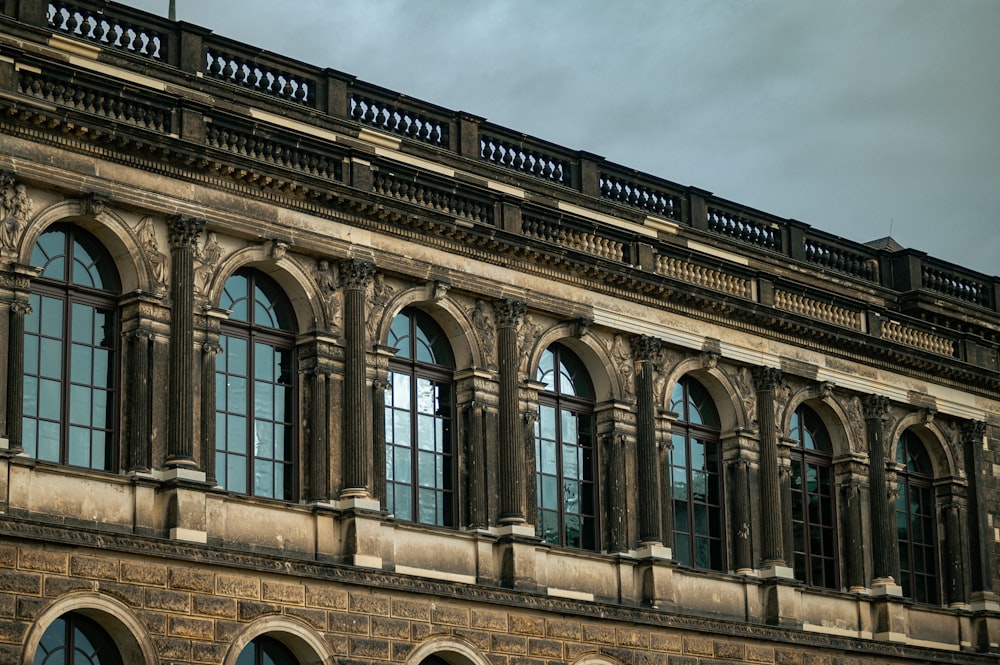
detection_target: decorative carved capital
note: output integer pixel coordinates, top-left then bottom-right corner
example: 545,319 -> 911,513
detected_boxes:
81,192 -> 110,216
431,280 -> 450,301
631,334 -> 661,363
269,239 -> 289,260
339,259 -> 376,290
9,301 -> 31,316
522,410 -> 539,426
962,419 -> 986,442
751,366 -> 782,392
373,378 -> 391,391
167,215 -> 206,248
572,317 -> 594,338
862,394 -> 890,420
201,342 -> 223,355
493,298 -> 526,328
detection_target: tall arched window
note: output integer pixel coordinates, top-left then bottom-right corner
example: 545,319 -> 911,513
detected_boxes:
385,308 -> 456,526
670,375 -> 723,570
24,224 -> 120,469
896,430 -> 939,604
216,268 -> 296,500
236,635 -> 298,665
34,613 -> 123,665
535,343 -> 596,549
788,404 -> 837,588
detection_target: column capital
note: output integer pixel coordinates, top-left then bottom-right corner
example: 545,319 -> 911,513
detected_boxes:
862,394 -> 890,420
339,259 -> 376,290
167,215 -> 206,248
751,366 -> 782,391
631,334 -> 662,363
962,419 -> 986,441
493,298 -> 526,328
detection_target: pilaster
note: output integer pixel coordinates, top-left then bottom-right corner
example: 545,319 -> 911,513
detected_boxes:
339,259 -> 375,498
632,334 -> 662,545
495,297 -> 526,524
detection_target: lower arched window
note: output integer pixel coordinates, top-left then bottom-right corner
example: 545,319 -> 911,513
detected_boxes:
669,375 -> 723,570
535,343 -> 597,549
896,430 -> 939,604
236,635 -> 298,665
216,268 -> 297,500
788,404 -> 838,589
34,613 -> 123,665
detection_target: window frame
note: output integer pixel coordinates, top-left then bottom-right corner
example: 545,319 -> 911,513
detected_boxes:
23,224 -> 121,471
215,268 -> 298,501
787,403 -> 839,589
384,307 -> 457,527
534,342 -> 598,551
895,429 -> 940,604
669,375 -> 725,571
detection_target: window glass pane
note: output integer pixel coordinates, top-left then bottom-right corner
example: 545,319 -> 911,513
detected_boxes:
38,421 -> 60,462
39,379 -> 61,420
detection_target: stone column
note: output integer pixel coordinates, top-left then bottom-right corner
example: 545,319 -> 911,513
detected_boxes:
308,368 -> 331,502
864,394 -> 898,585
4,300 -> 29,453
841,479 -> 867,591
165,215 -> 205,468
942,501 -> 966,606
605,431 -> 628,553
339,259 -> 375,498
753,366 -> 785,571
371,376 -> 390,507
495,298 -> 526,524
124,329 -> 153,472
963,420 -> 997,607
633,335 -> 662,545
466,402 -> 487,529
728,457 -> 753,574
199,341 -> 221,483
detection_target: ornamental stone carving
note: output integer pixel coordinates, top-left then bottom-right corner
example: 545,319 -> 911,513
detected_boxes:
167,215 -> 205,248
653,346 -> 684,408
136,216 -> 168,292
842,394 -> 866,454
610,334 -> 635,401
731,366 -> 757,430
367,272 -> 395,342
470,300 -> 497,370
1,175 -> 33,253
194,231 -> 224,297
313,259 -> 342,332
516,314 -> 543,372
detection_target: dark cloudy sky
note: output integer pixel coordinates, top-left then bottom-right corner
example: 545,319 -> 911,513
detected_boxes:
125,1 -> 1000,276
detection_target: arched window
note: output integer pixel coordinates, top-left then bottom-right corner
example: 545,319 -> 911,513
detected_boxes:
896,430 -> 939,604
236,635 -> 298,665
34,613 -> 123,665
535,343 -> 596,549
385,308 -> 456,526
24,224 -> 120,469
216,268 -> 296,500
670,375 -> 723,570
788,404 -> 837,588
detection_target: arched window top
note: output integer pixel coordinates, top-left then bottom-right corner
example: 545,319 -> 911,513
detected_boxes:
537,343 -> 593,399
236,635 -> 298,665
389,308 -> 454,367
789,404 -> 831,453
897,430 -> 932,475
31,224 -> 120,292
670,375 -> 719,427
34,613 -> 123,665
221,268 -> 295,331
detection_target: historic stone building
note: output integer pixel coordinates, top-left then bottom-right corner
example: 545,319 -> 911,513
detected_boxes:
0,2 -> 998,664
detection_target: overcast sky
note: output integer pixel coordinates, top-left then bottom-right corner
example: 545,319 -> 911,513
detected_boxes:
123,0 -> 1000,276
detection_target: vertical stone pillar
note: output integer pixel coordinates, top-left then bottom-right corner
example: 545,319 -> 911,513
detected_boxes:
4,301 -> 29,453
779,444 -> 795,567
864,394 -> 898,586
605,432 -> 628,553
632,335 -> 662,545
495,298 -> 526,524
753,366 -> 786,572
165,215 -> 205,468
125,329 -> 153,472
199,341 -> 221,483
339,259 -> 375,498
942,501 -> 966,606
841,479 -> 867,591
963,421 -> 997,608
308,369 -> 331,502
371,376 -> 390,507
659,417 -> 675,551
466,402 -> 487,529
728,457 -> 753,574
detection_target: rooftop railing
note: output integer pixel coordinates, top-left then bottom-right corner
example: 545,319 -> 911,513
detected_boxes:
5,0 -> 995,314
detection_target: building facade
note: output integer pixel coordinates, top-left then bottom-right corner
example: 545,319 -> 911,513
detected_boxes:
0,2 -> 999,664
